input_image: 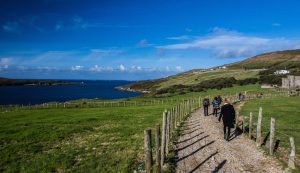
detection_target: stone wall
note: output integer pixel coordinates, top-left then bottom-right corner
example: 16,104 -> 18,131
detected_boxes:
282,75 -> 300,88
295,76 -> 300,87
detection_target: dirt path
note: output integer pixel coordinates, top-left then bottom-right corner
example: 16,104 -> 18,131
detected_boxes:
175,107 -> 286,173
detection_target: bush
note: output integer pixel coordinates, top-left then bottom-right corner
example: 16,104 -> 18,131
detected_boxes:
259,74 -> 283,85
237,78 -> 259,85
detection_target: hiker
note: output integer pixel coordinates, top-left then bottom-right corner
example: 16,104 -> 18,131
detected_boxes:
238,92 -> 242,100
212,97 -> 219,117
217,95 -> 222,109
202,98 -> 210,116
219,98 -> 236,141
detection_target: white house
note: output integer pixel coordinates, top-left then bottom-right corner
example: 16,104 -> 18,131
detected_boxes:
274,70 -> 290,75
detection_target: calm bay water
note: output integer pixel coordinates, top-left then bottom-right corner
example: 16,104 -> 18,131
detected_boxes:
0,80 -> 141,105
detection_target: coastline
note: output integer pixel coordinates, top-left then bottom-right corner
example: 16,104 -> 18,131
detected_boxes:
115,86 -> 150,94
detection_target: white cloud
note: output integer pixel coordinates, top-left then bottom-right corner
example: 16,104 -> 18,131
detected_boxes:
36,66 -> 58,71
131,65 -> 142,71
158,27 -> 300,58
89,65 -> 102,72
136,39 -> 153,47
119,64 -> 126,71
175,66 -> 184,72
0,58 -> 14,69
166,35 -> 190,40
90,49 -> 123,54
2,22 -> 20,33
71,65 -> 84,71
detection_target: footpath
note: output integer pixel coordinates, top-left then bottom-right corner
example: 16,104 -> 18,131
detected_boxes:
175,107 -> 286,173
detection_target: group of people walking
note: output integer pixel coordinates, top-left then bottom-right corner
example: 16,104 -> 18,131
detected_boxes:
202,96 -> 236,141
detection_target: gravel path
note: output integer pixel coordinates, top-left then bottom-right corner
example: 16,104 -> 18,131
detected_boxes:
175,107 -> 286,173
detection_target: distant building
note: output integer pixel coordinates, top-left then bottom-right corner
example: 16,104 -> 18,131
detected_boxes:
282,75 -> 300,88
274,70 -> 289,75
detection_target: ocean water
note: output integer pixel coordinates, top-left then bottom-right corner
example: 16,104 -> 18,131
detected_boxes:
0,80 -> 141,105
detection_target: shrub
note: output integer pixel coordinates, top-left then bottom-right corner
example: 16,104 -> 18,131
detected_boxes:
237,78 -> 259,85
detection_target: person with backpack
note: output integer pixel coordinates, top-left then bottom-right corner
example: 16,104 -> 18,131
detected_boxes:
202,98 -> 210,116
218,98 -> 236,141
212,97 -> 219,117
217,95 -> 222,107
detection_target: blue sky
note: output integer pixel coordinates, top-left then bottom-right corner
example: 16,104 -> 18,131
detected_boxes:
1,0 -> 300,80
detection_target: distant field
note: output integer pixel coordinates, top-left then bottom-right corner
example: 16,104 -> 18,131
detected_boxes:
0,84 -> 276,172
158,69 -> 259,89
239,96 -> 300,170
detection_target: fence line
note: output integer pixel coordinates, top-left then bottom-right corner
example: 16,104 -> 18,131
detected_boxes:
236,106 -> 298,171
0,89 -> 291,112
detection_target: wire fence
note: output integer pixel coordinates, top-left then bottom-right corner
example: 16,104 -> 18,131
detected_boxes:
237,104 -> 299,171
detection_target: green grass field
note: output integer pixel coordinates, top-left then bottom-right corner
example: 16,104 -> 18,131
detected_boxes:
0,84 -> 282,172
0,105 -> 179,172
239,96 -> 300,170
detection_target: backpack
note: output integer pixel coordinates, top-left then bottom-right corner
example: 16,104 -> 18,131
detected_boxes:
203,99 -> 209,106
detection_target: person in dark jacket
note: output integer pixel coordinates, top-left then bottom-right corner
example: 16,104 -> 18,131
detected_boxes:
218,98 -> 236,141
212,97 -> 219,117
202,98 -> 210,116
217,95 -> 222,109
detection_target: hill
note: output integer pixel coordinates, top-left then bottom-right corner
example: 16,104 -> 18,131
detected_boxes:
227,49 -> 300,70
121,49 -> 300,94
120,69 -> 260,94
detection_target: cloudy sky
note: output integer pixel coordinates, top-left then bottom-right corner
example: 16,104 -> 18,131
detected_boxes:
1,0 -> 300,80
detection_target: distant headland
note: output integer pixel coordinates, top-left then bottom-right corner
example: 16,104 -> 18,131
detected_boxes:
0,77 -> 79,86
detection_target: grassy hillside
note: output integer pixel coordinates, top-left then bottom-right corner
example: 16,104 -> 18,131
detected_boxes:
227,49 -> 300,70
122,69 -> 260,93
122,49 -> 300,94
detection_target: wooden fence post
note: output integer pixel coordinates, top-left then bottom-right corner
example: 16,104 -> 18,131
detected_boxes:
242,116 -> 246,134
256,107 -> 263,147
166,111 -> 170,155
249,112 -> 253,138
170,108 -> 173,133
161,111 -> 167,166
144,129 -> 153,173
156,125 -> 161,173
269,117 -> 275,155
174,106 -> 177,128
288,137 -> 296,169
